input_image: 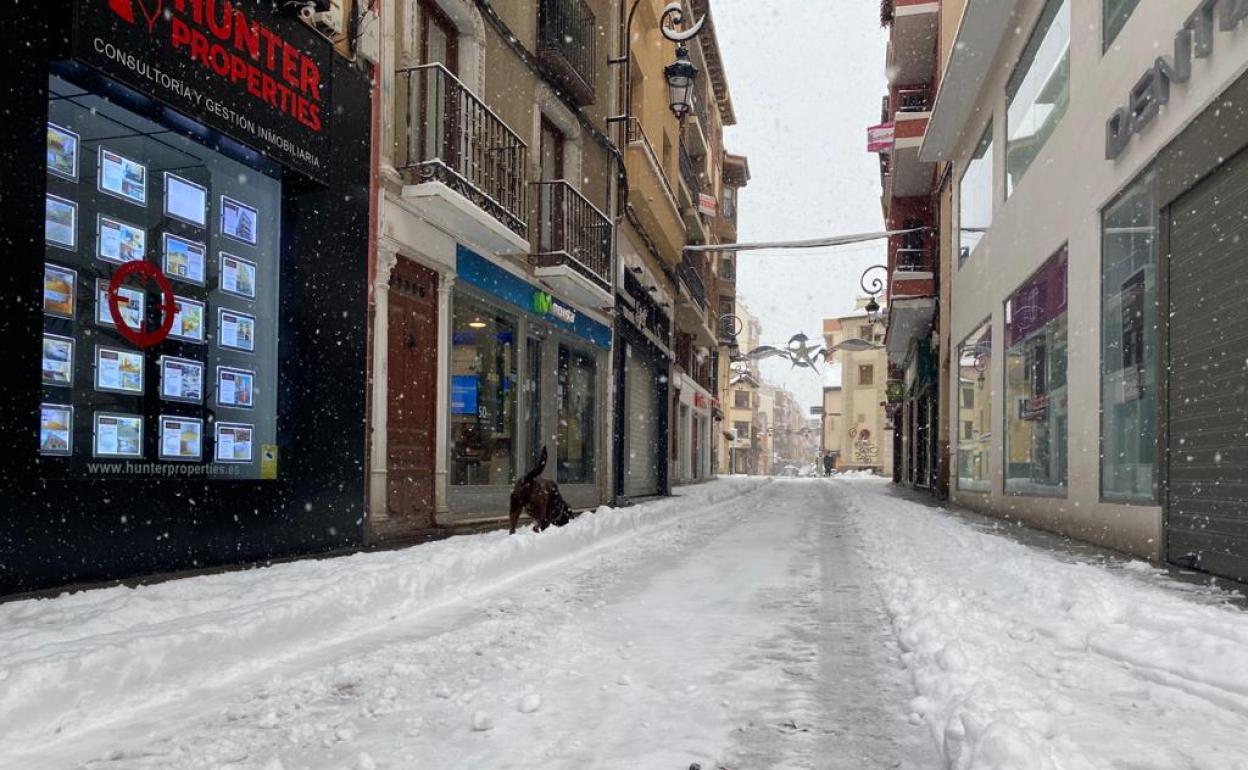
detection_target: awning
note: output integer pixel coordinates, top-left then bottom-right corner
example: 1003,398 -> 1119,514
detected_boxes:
919,0 -> 1023,162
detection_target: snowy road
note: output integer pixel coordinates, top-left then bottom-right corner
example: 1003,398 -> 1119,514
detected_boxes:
4,478 -> 1248,769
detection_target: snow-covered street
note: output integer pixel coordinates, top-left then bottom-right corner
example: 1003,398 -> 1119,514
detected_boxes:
4,478 -> 1248,769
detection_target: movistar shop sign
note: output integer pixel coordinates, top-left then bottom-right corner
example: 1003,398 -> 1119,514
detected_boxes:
532,291 -> 576,324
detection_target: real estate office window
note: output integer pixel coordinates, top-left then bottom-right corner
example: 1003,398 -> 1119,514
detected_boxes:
1005,0 -> 1071,198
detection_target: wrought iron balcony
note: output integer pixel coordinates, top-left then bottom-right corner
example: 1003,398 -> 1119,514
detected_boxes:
692,88 -> 711,132
896,88 -> 931,114
626,117 -> 679,209
533,180 -> 612,292
677,254 -> 707,311
537,0 -> 596,106
894,247 -> 928,272
396,64 -> 528,238
679,142 -> 702,198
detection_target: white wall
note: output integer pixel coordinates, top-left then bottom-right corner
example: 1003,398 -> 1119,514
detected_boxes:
946,0 -> 1248,559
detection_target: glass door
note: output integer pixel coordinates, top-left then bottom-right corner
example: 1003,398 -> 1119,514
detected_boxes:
526,336 -> 544,472
557,344 -> 596,483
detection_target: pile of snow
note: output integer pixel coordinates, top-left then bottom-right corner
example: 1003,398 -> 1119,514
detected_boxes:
0,477 -> 769,756
841,481 -> 1248,769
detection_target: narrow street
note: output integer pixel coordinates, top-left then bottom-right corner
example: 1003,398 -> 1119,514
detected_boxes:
5,479 -> 1248,769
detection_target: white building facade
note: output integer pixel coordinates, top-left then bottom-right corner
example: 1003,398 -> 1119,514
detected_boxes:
926,0 -> 1248,581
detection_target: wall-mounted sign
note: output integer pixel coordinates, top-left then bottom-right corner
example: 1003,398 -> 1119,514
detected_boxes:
867,122 -> 895,153
532,291 -> 576,324
77,0 -> 333,181
693,393 -> 709,409
697,193 -> 717,217
1106,0 -> 1246,160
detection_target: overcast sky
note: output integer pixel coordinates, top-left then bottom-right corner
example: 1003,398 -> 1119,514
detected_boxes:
713,0 -> 889,412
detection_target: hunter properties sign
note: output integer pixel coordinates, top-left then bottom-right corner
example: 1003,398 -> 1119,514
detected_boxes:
76,0 -> 333,180
1106,0 -> 1248,160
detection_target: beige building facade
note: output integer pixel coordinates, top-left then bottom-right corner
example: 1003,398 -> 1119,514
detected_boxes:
823,303 -> 893,475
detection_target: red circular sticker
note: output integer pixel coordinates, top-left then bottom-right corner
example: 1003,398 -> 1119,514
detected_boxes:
108,261 -> 177,349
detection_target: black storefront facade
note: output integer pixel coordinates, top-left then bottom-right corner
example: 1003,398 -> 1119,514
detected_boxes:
3,0 -> 371,597
613,269 -> 672,503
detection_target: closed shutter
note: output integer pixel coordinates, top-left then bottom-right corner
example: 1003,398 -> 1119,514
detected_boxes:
625,349 -> 659,497
1166,149 -> 1248,580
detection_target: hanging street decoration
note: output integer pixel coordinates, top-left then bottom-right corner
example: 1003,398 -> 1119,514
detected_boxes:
742,333 -> 883,373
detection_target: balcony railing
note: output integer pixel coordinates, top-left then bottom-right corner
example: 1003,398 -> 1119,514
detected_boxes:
626,117 -> 679,209
533,180 -> 612,291
397,64 -> 528,238
692,88 -> 711,131
896,89 -> 931,113
894,247 -> 928,271
537,0 -> 596,106
679,142 -> 702,198
678,254 -> 707,310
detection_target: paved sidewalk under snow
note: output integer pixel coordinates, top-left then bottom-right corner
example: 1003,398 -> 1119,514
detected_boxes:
2,477 -> 1248,769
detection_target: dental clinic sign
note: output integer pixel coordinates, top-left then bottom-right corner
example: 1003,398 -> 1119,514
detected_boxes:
76,0 -> 333,181
1106,0 -> 1248,160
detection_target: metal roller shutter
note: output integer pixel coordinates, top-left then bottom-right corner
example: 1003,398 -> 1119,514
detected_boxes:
1166,149 -> 1248,580
624,348 -> 660,497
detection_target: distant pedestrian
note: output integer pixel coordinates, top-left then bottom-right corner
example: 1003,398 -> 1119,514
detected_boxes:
823,453 -> 834,477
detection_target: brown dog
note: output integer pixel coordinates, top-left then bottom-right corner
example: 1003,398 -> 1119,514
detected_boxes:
509,446 -> 574,534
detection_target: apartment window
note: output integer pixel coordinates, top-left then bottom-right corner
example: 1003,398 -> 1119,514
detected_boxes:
733,420 -> 751,439
959,121 -> 993,265
957,321 -> 992,493
1103,0 -> 1141,51
722,186 -> 736,219
720,254 -> 735,281
1005,0 -> 1071,198
1101,171 -> 1157,502
734,390 -> 750,409
419,0 -> 459,73
1004,249 -> 1069,496
859,365 -> 874,386
859,325 -> 873,341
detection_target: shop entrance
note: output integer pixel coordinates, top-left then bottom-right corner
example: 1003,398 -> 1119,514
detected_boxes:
386,259 -> 439,527
1165,149 -> 1248,581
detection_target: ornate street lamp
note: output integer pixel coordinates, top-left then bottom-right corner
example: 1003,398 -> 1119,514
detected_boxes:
610,2 -> 708,126
664,43 -> 699,123
861,264 -> 888,325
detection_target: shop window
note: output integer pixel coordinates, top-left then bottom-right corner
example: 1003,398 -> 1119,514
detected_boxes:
1101,171 -> 1156,502
451,297 -> 517,485
1103,0 -> 1141,51
734,390 -> 750,409
1006,0 -> 1070,198
558,344 -> 596,484
1004,249 -> 1069,496
956,321 -> 993,492
859,365 -> 874,387
40,75 -> 280,476
959,122 -> 993,264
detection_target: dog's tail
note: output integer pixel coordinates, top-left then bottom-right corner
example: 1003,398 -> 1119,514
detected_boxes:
523,446 -> 548,482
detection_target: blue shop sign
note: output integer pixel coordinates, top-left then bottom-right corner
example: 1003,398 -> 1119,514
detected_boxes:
456,245 -> 612,350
